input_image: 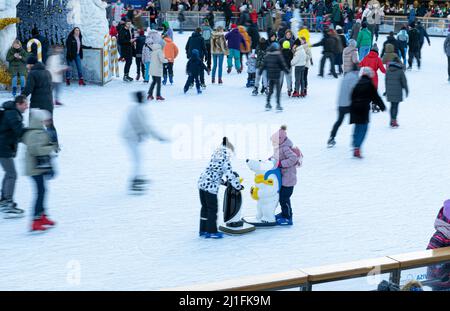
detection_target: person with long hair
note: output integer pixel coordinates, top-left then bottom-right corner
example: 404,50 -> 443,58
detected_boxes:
65,27 -> 91,86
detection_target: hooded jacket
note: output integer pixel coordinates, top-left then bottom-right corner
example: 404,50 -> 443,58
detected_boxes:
343,41 -> 359,73
359,51 -> 386,89
350,75 -> 385,124
148,44 -> 168,77
186,31 -> 207,59
6,47 -> 28,77
0,101 -> 25,158
357,27 -> 372,48
381,35 -> 400,58
163,37 -> 179,63
260,46 -> 289,80
381,43 -> 398,65
385,62 -> 408,103
225,28 -> 246,51
271,136 -> 300,187
186,49 -> 208,77
21,63 -> 53,113
239,26 -> 252,54
142,30 -> 165,63
291,45 -> 307,67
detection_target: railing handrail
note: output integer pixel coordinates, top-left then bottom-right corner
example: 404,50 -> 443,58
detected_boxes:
162,247 -> 450,291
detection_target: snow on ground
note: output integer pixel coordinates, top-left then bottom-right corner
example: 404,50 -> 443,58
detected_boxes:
0,32 -> 449,290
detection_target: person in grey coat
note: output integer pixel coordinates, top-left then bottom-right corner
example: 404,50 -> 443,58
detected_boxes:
385,57 -> 408,128
327,64 -> 360,147
445,33 -> 450,82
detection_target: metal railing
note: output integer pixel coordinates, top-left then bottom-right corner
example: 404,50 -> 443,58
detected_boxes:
163,247 -> 450,291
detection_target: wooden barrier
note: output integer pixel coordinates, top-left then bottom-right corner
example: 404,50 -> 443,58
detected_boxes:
163,247 -> 450,291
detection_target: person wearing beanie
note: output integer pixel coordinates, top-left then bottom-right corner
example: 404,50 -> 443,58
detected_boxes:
407,22 -> 421,70
122,91 -> 168,193
225,24 -> 247,74
198,137 -> 243,239
280,40 -> 293,97
385,56 -> 408,128
349,67 -> 385,158
259,43 -> 289,111
134,28 -> 147,81
270,125 -> 302,225
357,21 -> 372,60
327,63 -> 360,148
343,39 -> 359,74
162,21 -> 174,40
377,280 -> 400,291
350,18 -> 361,41
22,108 -> 59,232
426,200 -> 450,290
184,49 -> 209,94
359,42 -> 385,90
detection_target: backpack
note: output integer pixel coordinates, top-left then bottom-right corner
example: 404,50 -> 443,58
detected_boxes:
291,146 -> 303,167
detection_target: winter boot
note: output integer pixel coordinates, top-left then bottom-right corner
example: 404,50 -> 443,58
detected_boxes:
31,218 -> 47,232
197,88 -> 202,94
136,73 -> 141,81
327,137 -> 336,148
211,77 -> 215,84
353,148 -> 363,159
204,232 -> 224,239
300,91 -> 306,97
265,103 -> 272,111
276,104 -> 283,112
66,79 -> 70,86
287,90 -> 292,97
275,212 -> 283,220
218,78 -> 223,84
156,96 -> 165,101
40,214 -> 56,227
227,67 -> 232,74
201,83 -> 206,89
55,100 -> 63,106
162,75 -> 167,85
78,78 -> 86,86
292,91 -> 300,97
390,120 -> 399,128
1,200 -> 24,219
252,87 -> 258,96
260,86 -> 265,94
147,94 -> 154,100
169,75 -> 173,84
12,87 -> 17,97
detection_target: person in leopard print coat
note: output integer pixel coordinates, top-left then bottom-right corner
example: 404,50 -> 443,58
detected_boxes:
198,137 -> 243,238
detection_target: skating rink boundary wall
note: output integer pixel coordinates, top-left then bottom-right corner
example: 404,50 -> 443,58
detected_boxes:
158,12 -> 449,37
163,246 -> 450,291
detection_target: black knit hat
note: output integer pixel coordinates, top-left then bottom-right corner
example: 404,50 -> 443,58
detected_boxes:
26,55 -> 38,65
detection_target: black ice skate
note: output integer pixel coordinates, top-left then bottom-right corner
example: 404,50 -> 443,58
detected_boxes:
1,201 -> 24,219
327,137 -> 336,148
252,87 -> 258,96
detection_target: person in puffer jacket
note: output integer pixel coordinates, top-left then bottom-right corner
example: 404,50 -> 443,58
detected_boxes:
426,200 -> 450,291
343,39 -> 359,74
381,43 -> 399,65
184,49 -> 209,94
142,29 -> 165,83
198,137 -> 243,239
291,39 -> 307,97
385,57 -> 408,128
359,44 -> 385,90
270,125 -> 302,226
253,37 -> 268,95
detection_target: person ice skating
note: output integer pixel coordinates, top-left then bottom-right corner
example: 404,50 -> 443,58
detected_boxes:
186,28 -> 208,88
343,39 -> 359,74
301,37 -> 313,97
225,24 -> 247,74
445,33 -> 450,82
30,28 -> 50,64
270,125 -> 302,225
416,21 -> 430,60
280,40 -> 293,96
350,19 -> 361,41
6,40 -> 28,98
184,49 -> 209,94
246,52 -> 256,88
239,25 -> 252,69
327,64 -> 360,148
359,43 -> 385,90
381,43 -> 399,66
162,35 -> 179,85
385,57 -> 408,128
357,21 -> 372,61
407,22 -> 421,70
147,42 -> 168,101
65,27 -> 91,86
122,91 -> 168,192
134,29 -> 146,81
334,26 -> 346,75
260,42 -> 289,111
0,96 -> 28,218
291,39 -> 307,98
142,29 -> 165,84
350,67 -> 386,158
253,37 -> 268,95
162,21 -> 174,40
312,29 -> 338,78
22,109 -> 58,232
118,20 -> 136,82
381,31 -> 402,64
426,200 -> 450,291
46,45 -> 68,106
198,137 -> 243,239
210,26 -> 228,84
397,26 -> 409,66
201,19 -> 213,71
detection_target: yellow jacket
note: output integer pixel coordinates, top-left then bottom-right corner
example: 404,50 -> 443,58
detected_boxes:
297,29 -> 311,46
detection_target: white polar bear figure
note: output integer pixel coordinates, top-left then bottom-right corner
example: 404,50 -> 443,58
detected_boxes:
67,0 -> 108,48
246,159 -> 281,225
0,0 -> 20,62
290,8 -> 302,39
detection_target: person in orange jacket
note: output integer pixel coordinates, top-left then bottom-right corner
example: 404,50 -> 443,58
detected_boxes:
162,35 -> 179,85
359,43 -> 386,90
238,26 -> 252,71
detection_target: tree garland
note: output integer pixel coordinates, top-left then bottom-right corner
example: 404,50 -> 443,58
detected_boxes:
0,61 -> 12,85
0,18 -> 20,31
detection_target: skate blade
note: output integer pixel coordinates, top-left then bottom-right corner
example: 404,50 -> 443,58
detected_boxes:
3,213 -> 25,219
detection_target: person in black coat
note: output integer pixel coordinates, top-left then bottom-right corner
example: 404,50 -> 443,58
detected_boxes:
0,96 -> 28,216
416,21 -> 430,60
222,2 -> 233,29
65,27 -> 92,86
247,22 -> 260,51
381,31 -> 402,60
118,21 -> 137,81
259,43 -> 289,111
134,29 -> 146,81
312,30 -> 338,78
30,28 -> 49,64
184,49 -> 209,94
407,22 -> 421,69
186,28 -> 207,86
350,67 -> 386,158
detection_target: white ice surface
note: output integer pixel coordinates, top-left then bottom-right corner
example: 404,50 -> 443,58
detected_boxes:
0,33 -> 449,290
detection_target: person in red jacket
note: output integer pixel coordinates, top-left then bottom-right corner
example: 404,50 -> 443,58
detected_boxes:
109,21 -> 118,38
250,7 -> 258,25
359,43 -> 386,90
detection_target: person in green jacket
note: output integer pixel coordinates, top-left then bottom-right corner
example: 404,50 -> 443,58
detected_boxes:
357,22 -> 372,61
6,40 -> 28,97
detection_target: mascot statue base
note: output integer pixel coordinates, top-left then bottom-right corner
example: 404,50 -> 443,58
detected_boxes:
243,159 -> 281,227
219,173 -> 255,235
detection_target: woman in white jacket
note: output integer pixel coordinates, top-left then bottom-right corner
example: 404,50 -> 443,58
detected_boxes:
291,39 -> 307,97
147,43 -> 168,101
122,91 -> 167,191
